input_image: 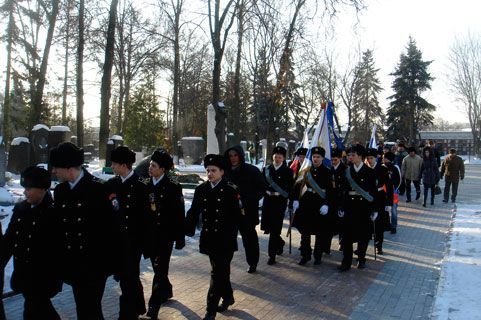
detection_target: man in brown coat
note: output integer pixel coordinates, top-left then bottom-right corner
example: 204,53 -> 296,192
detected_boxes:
440,148 -> 465,203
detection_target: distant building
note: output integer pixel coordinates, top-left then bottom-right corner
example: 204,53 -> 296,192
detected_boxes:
419,131 -> 474,155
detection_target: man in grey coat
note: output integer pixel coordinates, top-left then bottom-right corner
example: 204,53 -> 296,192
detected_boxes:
401,147 -> 423,202
440,148 -> 465,203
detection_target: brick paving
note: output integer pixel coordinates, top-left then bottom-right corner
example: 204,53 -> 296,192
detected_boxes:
3,165 -> 479,319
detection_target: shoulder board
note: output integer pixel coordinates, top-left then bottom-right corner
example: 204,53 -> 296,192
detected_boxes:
139,177 -> 150,185
227,181 -> 239,191
168,176 -> 181,186
92,176 -> 106,184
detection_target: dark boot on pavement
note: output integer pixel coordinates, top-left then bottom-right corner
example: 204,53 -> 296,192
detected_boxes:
338,264 -> 350,272
139,307 -> 159,320
203,312 -> 216,320
217,297 -> 235,312
247,265 -> 257,273
298,257 -> 310,265
267,256 -> 276,265
416,192 -> 421,200
357,260 -> 366,269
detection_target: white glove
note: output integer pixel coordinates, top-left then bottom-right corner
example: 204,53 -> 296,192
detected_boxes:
292,200 -> 299,212
338,210 -> 345,218
371,212 -> 378,221
385,206 -> 392,213
320,205 -> 329,215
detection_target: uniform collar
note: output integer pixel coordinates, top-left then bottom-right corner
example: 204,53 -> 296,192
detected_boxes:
353,162 -> 363,172
152,174 -> 165,186
121,170 -> 134,183
69,170 -> 84,189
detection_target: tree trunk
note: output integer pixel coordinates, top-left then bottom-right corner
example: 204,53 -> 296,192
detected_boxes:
2,6 -> 14,147
99,0 -> 119,160
232,0 -> 244,144
76,0 -> 85,147
61,2 -> 71,126
171,1 -> 182,156
30,0 -> 60,130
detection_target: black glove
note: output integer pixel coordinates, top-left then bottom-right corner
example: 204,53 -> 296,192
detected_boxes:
175,237 -> 185,250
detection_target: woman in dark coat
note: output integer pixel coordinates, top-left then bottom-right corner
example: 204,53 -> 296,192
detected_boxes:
420,147 -> 440,206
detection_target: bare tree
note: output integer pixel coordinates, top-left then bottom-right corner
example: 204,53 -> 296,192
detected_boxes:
448,33 -> 481,156
76,0 -> 85,146
30,0 -> 60,130
208,0 -> 237,153
99,0 -> 119,160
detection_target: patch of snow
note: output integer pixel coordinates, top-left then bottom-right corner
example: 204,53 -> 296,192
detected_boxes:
10,137 -> 29,145
50,125 -> 70,132
181,137 -> 204,141
110,135 -> 123,141
0,188 -> 14,205
432,204 -> 481,319
32,124 -> 50,131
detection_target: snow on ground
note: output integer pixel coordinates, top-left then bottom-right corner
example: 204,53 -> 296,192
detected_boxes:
432,204 -> 481,320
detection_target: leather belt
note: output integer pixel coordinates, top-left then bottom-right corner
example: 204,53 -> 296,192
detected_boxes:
266,191 -> 281,196
377,187 -> 384,191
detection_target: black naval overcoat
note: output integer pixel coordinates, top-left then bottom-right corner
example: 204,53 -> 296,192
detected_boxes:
144,175 -> 185,256
260,163 -> 293,233
1,193 -> 62,297
292,164 -> 333,235
107,172 -> 150,256
371,162 -> 393,233
185,179 -> 242,255
330,162 -> 348,235
53,169 -> 116,284
340,163 -> 377,242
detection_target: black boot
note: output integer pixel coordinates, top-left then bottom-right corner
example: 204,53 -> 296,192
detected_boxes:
217,296 -> 235,312
203,312 -> 216,320
267,256 -> 276,265
139,307 -> 159,320
298,257 -> 310,265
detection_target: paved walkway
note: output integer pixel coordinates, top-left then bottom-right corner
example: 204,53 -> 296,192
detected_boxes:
3,165 -> 480,319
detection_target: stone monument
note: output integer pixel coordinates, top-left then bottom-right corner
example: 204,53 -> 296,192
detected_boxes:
7,137 -> 30,174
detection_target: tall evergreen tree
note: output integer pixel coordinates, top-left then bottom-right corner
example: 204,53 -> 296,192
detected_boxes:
351,49 -> 383,143
124,77 -> 165,152
387,37 -> 435,143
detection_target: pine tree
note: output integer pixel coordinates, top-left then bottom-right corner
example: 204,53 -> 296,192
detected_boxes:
387,37 -> 435,143
351,49 -> 383,143
124,77 -> 166,152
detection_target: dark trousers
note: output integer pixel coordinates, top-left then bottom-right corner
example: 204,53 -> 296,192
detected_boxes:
23,292 -> 60,320
206,251 -> 234,314
0,267 -> 5,320
148,240 -> 174,310
444,177 -> 459,201
71,277 -> 107,320
262,197 -> 287,258
405,179 -> 421,200
300,233 -> 328,260
423,184 -> 435,204
342,236 -> 369,267
118,243 -> 145,319
238,219 -> 259,268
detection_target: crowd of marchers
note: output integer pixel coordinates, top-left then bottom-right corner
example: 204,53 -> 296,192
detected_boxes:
0,139 -> 466,320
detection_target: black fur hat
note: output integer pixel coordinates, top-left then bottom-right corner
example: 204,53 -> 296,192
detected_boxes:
272,146 -> 287,157
21,166 -> 51,189
111,146 -> 136,165
151,150 -> 174,171
49,142 -> 84,168
204,154 -> 228,170
348,144 -> 366,158
310,146 -> 326,158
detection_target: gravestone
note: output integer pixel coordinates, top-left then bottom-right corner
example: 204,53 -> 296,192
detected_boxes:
206,104 -> 219,154
259,138 -> 268,164
7,137 -> 30,174
181,137 -> 205,165
227,132 -> 236,148
105,135 -> 124,167
48,126 -> 71,150
30,124 -> 50,165
288,140 -> 297,158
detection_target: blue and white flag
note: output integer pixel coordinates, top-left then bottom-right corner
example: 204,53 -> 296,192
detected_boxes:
369,124 -> 377,149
